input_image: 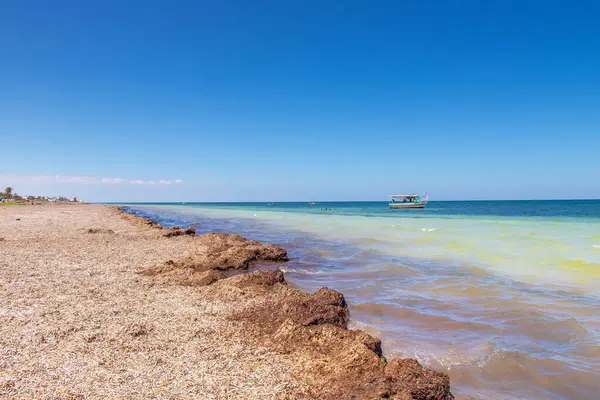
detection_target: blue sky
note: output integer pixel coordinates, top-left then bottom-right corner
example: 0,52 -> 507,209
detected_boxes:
1,0 -> 599,201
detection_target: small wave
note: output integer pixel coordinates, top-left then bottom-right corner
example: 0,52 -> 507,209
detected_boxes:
420,228 -> 437,232
412,347 -> 487,369
593,245 -> 600,249
279,266 -> 324,275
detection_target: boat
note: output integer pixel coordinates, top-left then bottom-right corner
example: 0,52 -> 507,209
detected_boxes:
389,193 -> 428,209
309,202 -> 316,205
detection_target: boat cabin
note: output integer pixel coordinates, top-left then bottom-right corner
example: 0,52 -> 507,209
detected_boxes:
390,194 -> 420,203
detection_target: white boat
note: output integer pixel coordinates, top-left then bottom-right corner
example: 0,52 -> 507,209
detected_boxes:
389,193 -> 428,209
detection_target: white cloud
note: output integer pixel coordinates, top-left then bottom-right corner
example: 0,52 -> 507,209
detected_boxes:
101,177 -> 125,184
56,176 -> 98,184
0,175 -> 183,185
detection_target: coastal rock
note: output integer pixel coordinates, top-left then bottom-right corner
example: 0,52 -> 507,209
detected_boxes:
385,358 -> 453,400
228,277 -> 348,333
139,234 -> 288,286
184,270 -> 224,286
186,233 -> 288,271
359,330 -> 384,357
232,268 -> 286,288
163,227 -> 196,237
195,233 -> 289,267
295,287 -> 349,328
116,207 -> 162,229
142,217 -> 161,228
87,228 -> 115,234
218,269 -> 453,400
115,207 -> 197,237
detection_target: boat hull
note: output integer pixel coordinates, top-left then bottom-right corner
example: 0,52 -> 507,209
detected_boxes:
389,201 -> 427,209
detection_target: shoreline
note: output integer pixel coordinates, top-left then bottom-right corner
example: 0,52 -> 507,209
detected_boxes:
0,204 -> 453,399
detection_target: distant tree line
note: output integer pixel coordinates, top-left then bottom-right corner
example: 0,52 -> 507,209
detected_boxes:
0,186 -> 77,202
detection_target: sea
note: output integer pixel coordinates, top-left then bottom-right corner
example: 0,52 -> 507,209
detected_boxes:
118,200 -> 600,400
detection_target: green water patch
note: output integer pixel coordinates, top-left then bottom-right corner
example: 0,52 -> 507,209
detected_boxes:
559,259 -> 600,279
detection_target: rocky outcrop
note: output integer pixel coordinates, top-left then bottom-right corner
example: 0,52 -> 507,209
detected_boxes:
217,269 -> 453,400
114,207 -> 194,237
139,233 -> 288,286
163,227 -> 196,237
385,358 -> 452,400
115,207 -> 162,229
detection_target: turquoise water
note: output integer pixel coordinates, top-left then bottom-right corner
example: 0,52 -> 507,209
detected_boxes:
121,200 -> 600,399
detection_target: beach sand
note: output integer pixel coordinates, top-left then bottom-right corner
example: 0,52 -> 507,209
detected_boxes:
0,205 -> 452,399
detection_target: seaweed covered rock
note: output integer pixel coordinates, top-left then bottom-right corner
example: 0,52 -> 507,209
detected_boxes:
232,268 -> 286,288
230,280 -> 349,335
116,207 -> 162,229
139,234 -> 288,286
163,227 -> 196,237
217,270 -> 453,400
385,358 -> 453,400
184,269 -> 224,286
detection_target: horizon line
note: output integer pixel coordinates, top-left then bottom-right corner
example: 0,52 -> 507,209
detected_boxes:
98,198 -> 600,204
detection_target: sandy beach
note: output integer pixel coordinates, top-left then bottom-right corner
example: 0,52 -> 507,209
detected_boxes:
0,204 -> 452,399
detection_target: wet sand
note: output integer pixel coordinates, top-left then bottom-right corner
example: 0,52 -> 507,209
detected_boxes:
0,205 -> 452,399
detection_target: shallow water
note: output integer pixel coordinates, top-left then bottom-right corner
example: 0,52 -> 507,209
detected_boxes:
120,201 -> 600,399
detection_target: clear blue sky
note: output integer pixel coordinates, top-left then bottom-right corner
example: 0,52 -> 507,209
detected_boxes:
1,0 -> 599,201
